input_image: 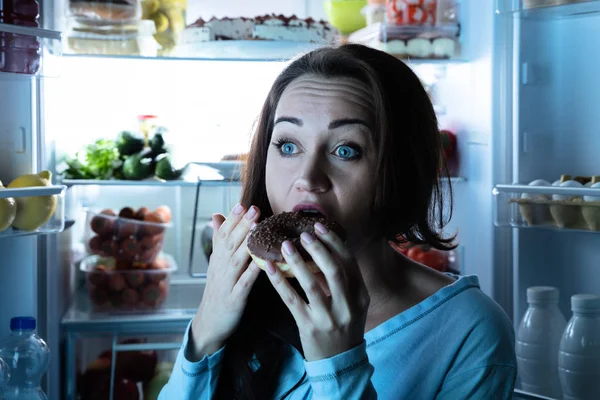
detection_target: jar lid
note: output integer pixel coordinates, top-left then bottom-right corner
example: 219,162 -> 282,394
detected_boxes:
571,294 -> 600,312
527,286 -> 559,303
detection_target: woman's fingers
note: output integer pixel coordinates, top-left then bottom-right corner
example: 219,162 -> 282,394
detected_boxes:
299,231 -> 349,301
264,261 -> 309,323
281,240 -> 329,309
231,261 -> 262,300
216,203 -> 249,241
227,206 -> 260,252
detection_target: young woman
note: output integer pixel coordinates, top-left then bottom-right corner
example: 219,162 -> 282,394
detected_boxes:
160,44 -> 517,399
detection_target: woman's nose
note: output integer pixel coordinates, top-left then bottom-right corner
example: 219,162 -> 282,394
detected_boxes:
293,158 -> 331,193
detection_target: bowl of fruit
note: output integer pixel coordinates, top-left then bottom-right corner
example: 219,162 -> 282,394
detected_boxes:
85,205 -> 172,264
80,253 -> 177,311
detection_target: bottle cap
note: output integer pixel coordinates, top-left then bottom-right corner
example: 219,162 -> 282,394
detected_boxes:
571,294 -> 600,313
10,316 -> 36,331
527,286 -> 559,303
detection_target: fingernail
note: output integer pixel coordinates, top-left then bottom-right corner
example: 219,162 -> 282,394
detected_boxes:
246,206 -> 257,220
282,240 -> 296,255
301,232 -> 314,244
266,261 -> 277,275
233,203 -> 244,215
314,222 -> 328,234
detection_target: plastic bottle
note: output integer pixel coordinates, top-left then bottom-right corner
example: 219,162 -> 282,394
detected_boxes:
515,286 -> 566,398
0,356 -> 10,397
559,294 -> 600,400
0,317 -> 50,400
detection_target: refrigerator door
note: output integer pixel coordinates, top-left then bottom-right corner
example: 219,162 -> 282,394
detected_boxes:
0,20 -> 64,400
494,0 -> 600,397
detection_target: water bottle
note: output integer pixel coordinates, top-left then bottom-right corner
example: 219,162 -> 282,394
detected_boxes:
0,317 -> 50,400
0,356 -> 10,397
515,286 -> 567,398
558,294 -> 600,400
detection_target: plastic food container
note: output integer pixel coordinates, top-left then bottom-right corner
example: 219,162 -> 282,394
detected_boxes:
68,0 -> 142,26
66,19 -> 160,56
80,253 -> 177,311
84,207 -> 172,264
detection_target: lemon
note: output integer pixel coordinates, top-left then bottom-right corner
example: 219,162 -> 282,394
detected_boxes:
8,170 -> 58,231
0,180 -> 17,232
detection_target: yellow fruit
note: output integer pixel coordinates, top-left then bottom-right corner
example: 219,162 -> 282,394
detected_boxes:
0,181 -> 17,232
7,170 -> 58,231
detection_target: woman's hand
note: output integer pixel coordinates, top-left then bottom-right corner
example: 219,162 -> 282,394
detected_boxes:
264,222 -> 370,362
188,203 -> 262,361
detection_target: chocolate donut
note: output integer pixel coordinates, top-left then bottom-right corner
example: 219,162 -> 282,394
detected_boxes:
247,211 -> 346,277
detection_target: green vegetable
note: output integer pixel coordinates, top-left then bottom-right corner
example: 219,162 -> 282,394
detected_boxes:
155,154 -> 182,180
149,133 -> 167,159
61,139 -> 122,180
116,130 -> 145,156
123,149 -> 154,180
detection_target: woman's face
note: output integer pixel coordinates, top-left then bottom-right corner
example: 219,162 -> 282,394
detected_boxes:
265,74 -> 377,246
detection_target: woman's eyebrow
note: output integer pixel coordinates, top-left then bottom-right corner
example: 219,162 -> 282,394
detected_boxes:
328,118 -> 372,130
274,117 -> 302,127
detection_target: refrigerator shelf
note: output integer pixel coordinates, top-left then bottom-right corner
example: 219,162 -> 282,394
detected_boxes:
493,184 -> 600,233
0,23 -> 62,77
62,176 -> 465,187
62,281 -> 202,333
496,0 -> 600,18
0,185 -> 67,238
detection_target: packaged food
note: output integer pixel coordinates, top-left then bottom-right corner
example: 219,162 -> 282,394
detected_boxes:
84,206 -> 172,264
1,1 -> 41,75
386,0 -> 459,26
80,253 -> 177,311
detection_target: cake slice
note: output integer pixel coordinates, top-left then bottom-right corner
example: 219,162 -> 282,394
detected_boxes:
253,14 -> 336,44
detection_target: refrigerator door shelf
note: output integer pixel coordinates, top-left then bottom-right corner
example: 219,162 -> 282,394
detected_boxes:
495,0 -> 600,18
0,185 -> 67,238
0,23 -> 62,77
493,184 -> 600,233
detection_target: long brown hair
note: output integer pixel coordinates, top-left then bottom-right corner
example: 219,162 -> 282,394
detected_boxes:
215,44 -> 456,399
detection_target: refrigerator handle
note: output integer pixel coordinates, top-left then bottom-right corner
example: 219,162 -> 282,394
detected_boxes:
188,178 -> 207,278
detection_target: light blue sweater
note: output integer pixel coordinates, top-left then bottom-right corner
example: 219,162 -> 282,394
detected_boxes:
160,275 -> 517,399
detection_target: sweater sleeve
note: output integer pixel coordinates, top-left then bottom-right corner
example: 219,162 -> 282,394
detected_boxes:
436,364 -> 517,399
303,341 -> 377,400
159,321 -> 225,400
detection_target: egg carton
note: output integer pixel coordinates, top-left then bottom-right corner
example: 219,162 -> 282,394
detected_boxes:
509,197 -> 600,231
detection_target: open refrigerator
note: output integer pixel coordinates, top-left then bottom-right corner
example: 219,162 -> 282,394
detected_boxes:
2,0 -> 600,398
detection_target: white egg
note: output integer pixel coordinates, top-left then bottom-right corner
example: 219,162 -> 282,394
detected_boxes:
552,180 -> 561,186
522,179 -> 551,199
553,180 -> 584,201
585,181 -> 593,187
584,182 -> 600,202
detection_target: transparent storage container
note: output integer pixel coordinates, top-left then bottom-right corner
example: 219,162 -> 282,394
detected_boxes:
66,19 -> 160,56
0,185 -> 67,238
494,183 -> 600,232
348,22 -> 461,60
80,253 -> 177,312
0,23 -> 62,77
68,0 -> 142,27
83,207 -> 172,264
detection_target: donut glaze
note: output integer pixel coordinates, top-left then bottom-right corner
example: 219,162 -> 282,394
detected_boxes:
247,211 -> 346,268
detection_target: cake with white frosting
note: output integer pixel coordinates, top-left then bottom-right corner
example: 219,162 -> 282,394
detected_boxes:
253,14 -> 336,44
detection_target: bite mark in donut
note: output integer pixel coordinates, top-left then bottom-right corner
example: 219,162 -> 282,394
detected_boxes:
247,211 -> 346,277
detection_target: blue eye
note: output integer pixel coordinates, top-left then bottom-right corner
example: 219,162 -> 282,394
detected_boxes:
281,142 -> 296,155
335,145 -> 359,159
